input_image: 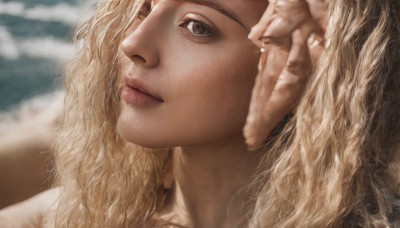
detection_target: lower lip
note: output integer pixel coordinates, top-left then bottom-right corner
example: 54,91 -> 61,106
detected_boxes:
121,85 -> 163,107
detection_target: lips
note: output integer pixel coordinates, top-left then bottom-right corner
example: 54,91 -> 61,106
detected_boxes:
121,76 -> 164,107
123,76 -> 163,102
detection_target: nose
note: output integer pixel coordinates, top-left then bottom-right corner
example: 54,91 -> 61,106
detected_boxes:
120,8 -> 163,68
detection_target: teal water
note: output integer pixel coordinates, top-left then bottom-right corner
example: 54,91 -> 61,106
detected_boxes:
0,0 -> 83,111
12,0 -> 76,8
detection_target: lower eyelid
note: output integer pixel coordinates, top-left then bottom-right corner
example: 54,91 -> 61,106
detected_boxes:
178,26 -> 215,43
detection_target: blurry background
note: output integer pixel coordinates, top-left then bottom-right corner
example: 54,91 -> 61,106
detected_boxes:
0,0 -> 95,209
0,0 -> 93,112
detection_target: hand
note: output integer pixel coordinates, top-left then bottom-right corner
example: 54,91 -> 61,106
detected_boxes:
244,0 -> 328,149
0,188 -> 60,228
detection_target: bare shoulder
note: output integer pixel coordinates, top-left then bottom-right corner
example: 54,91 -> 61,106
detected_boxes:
0,187 -> 60,228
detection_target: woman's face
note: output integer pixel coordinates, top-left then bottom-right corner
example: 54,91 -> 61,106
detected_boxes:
117,0 -> 268,148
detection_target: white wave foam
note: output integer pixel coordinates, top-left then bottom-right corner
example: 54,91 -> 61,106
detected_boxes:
24,3 -> 80,25
19,37 -> 76,61
0,26 -> 76,61
0,1 -> 24,15
0,1 -> 95,26
0,90 -> 65,132
0,26 -> 19,59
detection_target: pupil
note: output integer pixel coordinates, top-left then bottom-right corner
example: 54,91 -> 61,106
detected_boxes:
193,23 -> 207,35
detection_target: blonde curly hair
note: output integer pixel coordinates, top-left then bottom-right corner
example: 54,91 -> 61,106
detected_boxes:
45,0 -> 400,227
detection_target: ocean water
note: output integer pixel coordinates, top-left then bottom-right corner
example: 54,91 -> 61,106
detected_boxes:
0,0 -> 95,113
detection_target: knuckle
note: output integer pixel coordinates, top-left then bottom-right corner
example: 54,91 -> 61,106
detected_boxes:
286,58 -> 310,74
275,75 -> 302,98
265,73 -> 280,84
276,82 -> 295,97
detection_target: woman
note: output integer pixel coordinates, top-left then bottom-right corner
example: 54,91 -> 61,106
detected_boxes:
2,0 -> 400,227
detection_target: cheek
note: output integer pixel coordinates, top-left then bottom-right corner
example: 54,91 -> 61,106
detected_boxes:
167,44 -> 260,142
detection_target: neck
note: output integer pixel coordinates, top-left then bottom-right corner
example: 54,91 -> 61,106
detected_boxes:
155,135 -> 263,228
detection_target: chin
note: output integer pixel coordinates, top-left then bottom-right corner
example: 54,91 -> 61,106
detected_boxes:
116,117 -> 172,149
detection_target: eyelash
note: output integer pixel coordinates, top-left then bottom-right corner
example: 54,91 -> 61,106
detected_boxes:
137,2 -> 215,38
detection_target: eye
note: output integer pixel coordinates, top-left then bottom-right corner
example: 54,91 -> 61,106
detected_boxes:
181,20 -> 212,36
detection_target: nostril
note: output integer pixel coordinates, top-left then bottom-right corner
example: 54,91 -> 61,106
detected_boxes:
131,54 -> 147,64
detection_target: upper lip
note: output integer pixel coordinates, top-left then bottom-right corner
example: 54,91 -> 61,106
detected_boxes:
124,76 -> 164,101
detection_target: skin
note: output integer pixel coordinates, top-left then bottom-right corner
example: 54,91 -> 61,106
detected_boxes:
117,0 -> 268,227
0,96 -> 60,209
0,188 -> 60,228
117,0 -> 267,148
245,0 -> 327,149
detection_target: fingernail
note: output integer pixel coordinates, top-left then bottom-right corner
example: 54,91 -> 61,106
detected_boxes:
248,28 -> 256,40
248,24 -> 262,40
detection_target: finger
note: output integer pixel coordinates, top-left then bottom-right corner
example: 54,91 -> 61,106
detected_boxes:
245,0 -> 326,149
262,16 -> 295,40
298,18 -> 325,64
246,29 -> 311,150
244,72 -> 267,149
308,33 -> 325,64
274,0 -> 310,23
305,0 -> 329,28
243,44 -> 274,148
253,50 -> 269,99
248,3 -> 275,46
263,29 -> 311,127
245,45 -> 290,149
245,25 -> 291,149
263,0 -> 316,40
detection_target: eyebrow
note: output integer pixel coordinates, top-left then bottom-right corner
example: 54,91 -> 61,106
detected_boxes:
187,0 -> 249,31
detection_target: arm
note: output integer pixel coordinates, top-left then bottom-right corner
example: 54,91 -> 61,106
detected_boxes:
0,188 -> 60,228
0,94 -> 62,208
